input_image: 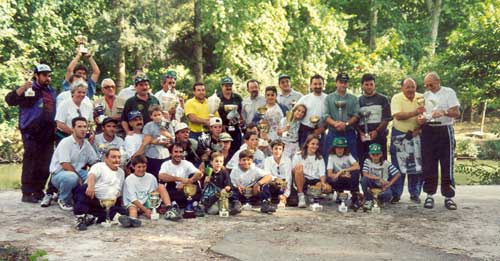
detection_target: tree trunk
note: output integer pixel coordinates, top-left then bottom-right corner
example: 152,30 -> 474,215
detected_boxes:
115,49 -> 126,91
369,0 -> 378,51
480,100 -> 488,133
193,0 -> 203,82
469,100 -> 475,123
133,47 -> 144,72
426,0 -> 442,56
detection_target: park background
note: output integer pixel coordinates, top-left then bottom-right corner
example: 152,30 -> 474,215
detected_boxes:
0,0 -> 498,188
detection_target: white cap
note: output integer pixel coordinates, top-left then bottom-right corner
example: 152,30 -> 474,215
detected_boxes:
209,117 -> 223,126
174,122 -> 189,133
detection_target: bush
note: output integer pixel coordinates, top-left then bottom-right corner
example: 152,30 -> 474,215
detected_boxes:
455,161 -> 500,185
477,140 -> 500,160
0,122 -> 23,163
455,138 -> 479,159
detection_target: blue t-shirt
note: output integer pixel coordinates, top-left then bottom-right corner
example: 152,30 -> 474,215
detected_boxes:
62,79 -> 96,99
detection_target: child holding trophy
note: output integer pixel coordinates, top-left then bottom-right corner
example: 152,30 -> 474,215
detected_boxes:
277,104 -> 307,159
361,143 -> 401,211
123,155 -> 181,227
326,137 -> 362,209
264,140 -> 292,208
203,152 -> 232,215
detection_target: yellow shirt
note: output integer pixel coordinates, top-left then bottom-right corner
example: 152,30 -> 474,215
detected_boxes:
184,97 -> 218,132
391,92 -> 423,132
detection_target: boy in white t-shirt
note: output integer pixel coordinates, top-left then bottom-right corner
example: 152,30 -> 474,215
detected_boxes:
230,149 -> 275,214
122,155 -> 181,226
361,143 -> 401,211
263,140 -> 292,208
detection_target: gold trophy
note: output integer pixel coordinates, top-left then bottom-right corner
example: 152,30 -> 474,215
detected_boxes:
23,69 -> 35,97
338,192 -> 348,213
242,187 -> 254,210
216,189 -> 232,217
359,109 -> 372,142
75,34 -> 88,55
282,111 -> 294,137
183,183 -> 198,219
99,198 -> 117,227
273,178 -> 288,209
307,184 -> 323,211
339,169 -> 351,179
148,192 -> 161,220
370,187 -> 382,214
256,106 -> 269,134
310,115 -> 320,128
334,100 -> 347,121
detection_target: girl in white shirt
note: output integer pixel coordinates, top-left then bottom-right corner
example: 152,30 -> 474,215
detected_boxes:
278,104 -> 306,159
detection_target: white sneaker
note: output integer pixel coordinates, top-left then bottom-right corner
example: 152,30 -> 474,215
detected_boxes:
40,194 -> 53,207
298,194 -> 307,208
57,199 -> 73,211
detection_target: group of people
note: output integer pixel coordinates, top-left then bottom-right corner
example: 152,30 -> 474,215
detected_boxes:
6,48 -> 461,231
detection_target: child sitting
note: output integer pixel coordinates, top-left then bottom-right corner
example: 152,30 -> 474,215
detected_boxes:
361,143 -> 401,211
203,152 -> 232,215
326,137 -> 361,209
263,140 -> 292,208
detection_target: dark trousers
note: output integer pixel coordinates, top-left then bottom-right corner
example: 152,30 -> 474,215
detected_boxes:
166,182 -> 202,208
21,133 -> 53,195
298,124 -> 314,147
357,131 -> 388,169
73,184 -> 126,223
327,170 -> 360,193
231,184 -> 271,202
227,127 -> 242,156
421,125 -> 456,198
146,157 -> 167,181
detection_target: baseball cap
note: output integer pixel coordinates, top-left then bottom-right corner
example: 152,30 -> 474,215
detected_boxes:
34,64 -> 52,73
278,73 -> 290,82
102,117 -> 118,126
209,117 -> 223,126
164,70 -> 177,80
369,143 -> 382,154
332,137 -> 348,148
336,72 -> 349,82
174,122 -> 189,133
219,132 -> 233,142
127,110 -> 143,121
220,76 -> 233,85
134,74 -> 150,85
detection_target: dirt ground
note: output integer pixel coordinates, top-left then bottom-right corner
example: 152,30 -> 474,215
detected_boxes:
1,185 -> 499,260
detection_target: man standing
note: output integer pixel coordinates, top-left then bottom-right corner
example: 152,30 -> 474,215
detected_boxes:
121,74 -> 160,136
419,72 -> 460,210
324,72 -> 359,160
5,64 -> 57,203
390,77 -> 425,203
217,76 -> 243,155
296,75 -> 328,146
50,117 -> 99,210
356,74 -> 391,168
63,48 -> 101,99
184,82 -> 213,140
155,70 -> 184,121
277,74 -> 303,111
242,79 -> 266,125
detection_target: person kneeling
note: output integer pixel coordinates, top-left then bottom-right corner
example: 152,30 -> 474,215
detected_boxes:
361,143 -> 400,211
230,150 -> 275,214
203,152 -> 232,215
264,140 -> 292,208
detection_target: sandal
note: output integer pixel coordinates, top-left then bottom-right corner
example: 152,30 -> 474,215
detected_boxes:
423,197 -> 434,209
444,198 -> 457,210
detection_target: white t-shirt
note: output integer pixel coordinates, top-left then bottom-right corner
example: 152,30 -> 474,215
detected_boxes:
117,85 -> 136,101
155,89 -> 184,120
296,93 -> 327,128
292,154 -> 325,180
326,154 -> 357,172
159,160 -> 199,186
423,86 -> 460,126
123,133 -> 143,159
230,165 -> 268,187
263,156 -> 292,197
93,134 -> 124,161
49,135 -> 98,173
55,98 -> 93,128
226,147 -> 266,169
56,90 -> 92,109
123,172 -> 158,207
362,159 -> 399,182
87,162 -> 125,200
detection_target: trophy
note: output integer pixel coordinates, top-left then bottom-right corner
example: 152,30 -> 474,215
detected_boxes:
339,169 -> 351,179
307,184 -> 323,212
23,69 -> 35,97
338,192 -> 348,213
273,178 -> 288,209
334,100 -> 347,121
310,115 -> 320,128
148,192 -> 161,220
282,111 -> 294,137
256,106 -> 267,118
75,34 -> 88,55
370,187 -> 383,214
161,95 -> 178,112
183,184 -> 198,219
94,103 -> 106,124
207,92 -> 221,117
359,109 -> 372,142
217,189 -> 232,217
224,104 -> 240,130
417,97 -> 440,124
99,198 -> 117,227
242,187 -> 254,210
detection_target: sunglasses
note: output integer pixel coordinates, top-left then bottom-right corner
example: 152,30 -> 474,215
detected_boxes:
103,85 -> 115,89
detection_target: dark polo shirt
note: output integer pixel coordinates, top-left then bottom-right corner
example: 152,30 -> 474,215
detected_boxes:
121,94 -> 160,124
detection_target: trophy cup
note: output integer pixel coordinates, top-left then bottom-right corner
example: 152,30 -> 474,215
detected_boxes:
417,97 -> 440,124
359,109 -> 372,142
224,104 -> 240,131
217,189 -> 232,217
99,198 -> 117,227
161,95 -> 178,112
183,184 -> 198,219
273,178 -> 288,209
338,192 -> 348,213
242,187 -> 254,210
282,111 -> 294,137
370,187 -> 382,214
23,69 -> 35,97
207,92 -> 221,117
307,184 -> 323,212
75,34 -> 88,55
148,192 -> 161,220
339,169 -> 351,179
310,115 -> 320,128
256,106 -> 267,118
334,100 -> 347,121
94,103 -> 106,124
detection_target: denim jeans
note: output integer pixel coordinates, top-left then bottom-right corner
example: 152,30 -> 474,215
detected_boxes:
231,184 -> 271,203
361,176 -> 393,202
51,169 -> 88,203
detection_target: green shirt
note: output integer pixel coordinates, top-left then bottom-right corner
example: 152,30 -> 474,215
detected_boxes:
324,91 -> 359,127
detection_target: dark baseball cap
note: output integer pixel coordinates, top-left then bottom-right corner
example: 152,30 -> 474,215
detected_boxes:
128,110 -> 143,121
278,73 -> 290,82
102,117 -> 118,126
134,75 -> 150,85
336,72 -> 349,82
221,76 -> 233,85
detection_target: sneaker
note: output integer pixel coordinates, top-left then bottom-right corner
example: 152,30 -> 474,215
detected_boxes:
118,215 -> 132,227
40,194 -> 53,207
363,200 -> 373,212
298,193 -> 307,208
130,217 -> 142,227
230,200 -> 242,215
57,199 -> 73,211
390,196 -> 400,204
349,198 -> 360,210
193,202 -> 205,217
164,206 -> 182,221
260,200 -> 275,214
21,193 -> 39,203
75,215 -> 88,231
410,195 -> 421,204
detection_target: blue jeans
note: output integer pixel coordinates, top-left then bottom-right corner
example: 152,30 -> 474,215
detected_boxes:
361,176 -> 393,202
231,184 -> 271,202
51,169 -> 88,203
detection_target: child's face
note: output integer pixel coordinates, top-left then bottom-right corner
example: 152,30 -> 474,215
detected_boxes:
246,134 -> 258,150
335,147 -> 345,157
306,138 -> 319,155
238,157 -> 253,171
369,153 -> 382,163
293,106 -> 306,120
272,145 -> 283,158
211,156 -> 224,170
151,111 -> 163,123
133,163 -> 147,176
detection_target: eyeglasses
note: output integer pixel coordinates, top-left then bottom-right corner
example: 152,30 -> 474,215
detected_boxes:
103,85 -> 115,89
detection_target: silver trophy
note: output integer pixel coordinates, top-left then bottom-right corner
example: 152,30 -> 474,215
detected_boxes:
148,192 -> 161,220
75,34 -> 89,55
242,187 -> 253,210
207,92 -> 221,117
23,69 -> 35,97
338,192 -> 348,213
359,109 -> 372,142
334,100 -> 347,121
307,184 -> 323,212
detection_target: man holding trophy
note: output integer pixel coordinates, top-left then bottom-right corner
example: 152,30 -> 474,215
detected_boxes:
155,70 -> 185,122
217,76 -> 243,155
184,82 -> 218,140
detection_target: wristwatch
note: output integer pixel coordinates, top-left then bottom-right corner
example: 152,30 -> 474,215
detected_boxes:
345,121 -> 350,127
